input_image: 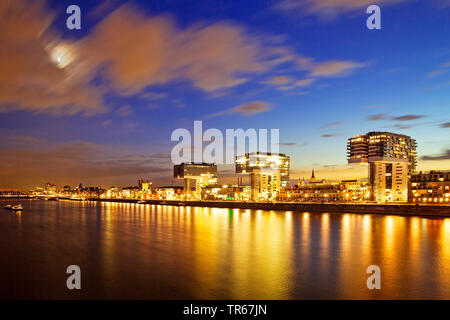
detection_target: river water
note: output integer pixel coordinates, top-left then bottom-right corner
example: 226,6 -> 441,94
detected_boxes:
0,199 -> 449,299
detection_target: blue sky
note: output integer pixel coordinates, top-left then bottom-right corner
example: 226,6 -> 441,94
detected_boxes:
0,0 -> 449,188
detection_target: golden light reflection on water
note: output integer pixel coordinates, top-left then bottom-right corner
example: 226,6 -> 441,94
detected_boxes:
439,219 -> 450,295
188,208 -> 295,299
3,200 -> 450,299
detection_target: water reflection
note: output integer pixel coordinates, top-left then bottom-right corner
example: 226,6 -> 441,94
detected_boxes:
0,200 -> 449,299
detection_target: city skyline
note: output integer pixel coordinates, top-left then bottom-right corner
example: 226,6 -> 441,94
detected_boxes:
1,0 -> 449,189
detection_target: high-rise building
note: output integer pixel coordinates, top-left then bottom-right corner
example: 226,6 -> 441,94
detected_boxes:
235,152 -> 290,200
347,132 -> 417,203
174,163 -> 217,199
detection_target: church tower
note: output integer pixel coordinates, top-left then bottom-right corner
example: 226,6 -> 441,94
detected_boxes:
310,169 -> 316,183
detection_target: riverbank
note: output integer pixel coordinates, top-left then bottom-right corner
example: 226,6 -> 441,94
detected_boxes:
92,198 -> 450,218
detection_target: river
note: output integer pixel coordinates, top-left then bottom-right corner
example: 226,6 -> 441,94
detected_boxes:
1,199 -> 449,299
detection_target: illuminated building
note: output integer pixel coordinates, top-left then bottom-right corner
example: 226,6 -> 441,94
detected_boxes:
174,163 -> 218,200
310,169 -> 316,183
411,171 -> 450,203
44,182 -> 57,194
154,186 -> 183,200
348,132 -> 417,203
137,179 -> 152,192
141,181 -> 151,191
236,152 -> 290,200
278,174 -> 369,202
0,189 -> 28,197
201,185 -> 251,201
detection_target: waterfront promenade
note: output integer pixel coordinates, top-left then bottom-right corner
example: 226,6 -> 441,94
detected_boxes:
93,198 -> 450,218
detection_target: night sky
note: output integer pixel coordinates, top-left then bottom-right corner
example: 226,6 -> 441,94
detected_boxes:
0,0 -> 449,189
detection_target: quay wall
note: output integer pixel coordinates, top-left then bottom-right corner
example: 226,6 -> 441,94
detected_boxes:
93,198 -> 450,218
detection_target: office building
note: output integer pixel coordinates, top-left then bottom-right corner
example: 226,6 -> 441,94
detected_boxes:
235,152 -> 290,200
174,163 -> 218,199
347,132 -> 417,203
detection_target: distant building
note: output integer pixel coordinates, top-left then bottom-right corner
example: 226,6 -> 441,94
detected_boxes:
154,186 -> 183,200
411,171 -> 450,204
138,178 -> 152,191
236,152 -> 290,200
201,185 -> 251,201
348,132 -> 417,203
310,169 -> 316,183
277,179 -> 369,202
44,182 -> 57,194
0,189 -> 28,196
174,163 -> 217,199
141,181 -> 151,191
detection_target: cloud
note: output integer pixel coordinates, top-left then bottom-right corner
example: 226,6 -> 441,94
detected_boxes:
295,78 -> 316,86
140,91 -> 168,100
88,0 -> 122,19
428,60 -> 450,77
322,134 -> 338,138
0,2 -> 268,115
79,6 -> 267,94
276,0 -> 410,19
265,76 -> 316,90
421,149 -> 450,161
440,122 -> 450,128
368,113 -> 387,121
368,113 -> 426,124
267,76 -> 294,85
279,142 -> 297,146
427,69 -> 448,78
0,1 -> 368,116
393,124 -> 413,130
309,61 -> 366,77
206,101 -> 271,118
392,114 -> 425,121
117,105 -> 133,117
0,0 -> 105,115
0,139 -> 171,188
321,121 -> 342,128
427,81 -> 450,91
278,141 -> 308,147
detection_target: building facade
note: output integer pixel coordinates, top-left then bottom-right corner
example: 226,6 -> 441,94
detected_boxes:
411,171 -> 450,204
236,152 -> 290,200
277,179 -> 369,202
174,163 -> 218,199
348,132 -> 417,203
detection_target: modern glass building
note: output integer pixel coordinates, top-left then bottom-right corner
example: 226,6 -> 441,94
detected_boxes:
174,163 -> 217,199
347,132 -> 417,203
235,152 -> 290,200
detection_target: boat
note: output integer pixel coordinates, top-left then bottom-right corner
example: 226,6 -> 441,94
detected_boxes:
4,204 -> 23,211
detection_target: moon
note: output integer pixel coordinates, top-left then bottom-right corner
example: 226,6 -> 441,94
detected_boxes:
50,44 -> 73,68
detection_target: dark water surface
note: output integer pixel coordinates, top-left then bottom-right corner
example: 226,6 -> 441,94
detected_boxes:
1,199 -> 449,299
